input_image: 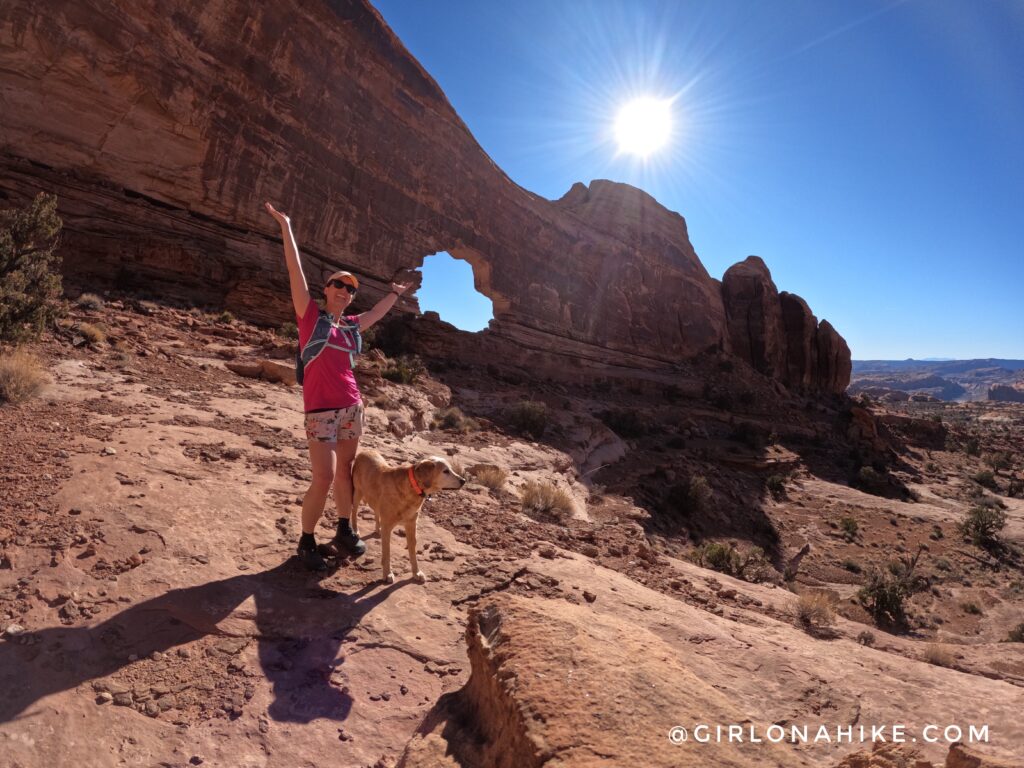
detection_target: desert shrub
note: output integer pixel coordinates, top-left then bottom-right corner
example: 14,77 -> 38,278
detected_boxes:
934,557 -> 952,571
0,348 -> 47,404
598,408 -> 649,438
922,644 -> 955,668
712,391 -> 733,410
667,474 -> 712,517
695,542 -> 739,574
1008,478 -> 1024,498
971,470 -> 997,490
520,480 -> 575,519
963,437 -> 981,457
75,292 -> 103,310
77,322 -> 106,345
730,421 -> 769,449
796,592 -> 835,627
843,559 -> 862,574
382,354 -> 425,385
693,542 -> 771,581
766,474 -> 786,499
853,466 -> 889,496
217,310 -> 234,324
984,451 -> 1013,472
473,465 -> 508,491
929,524 -> 944,541
925,461 -> 939,473
958,505 -> 1006,549
276,321 -> 298,340
858,546 -> 926,628
839,516 -> 859,542
1007,623 -> 1024,643
432,406 -> 479,433
856,630 -> 875,647
961,601 -> 983,615
0,193 -> 63,342
504,400 -> 548,439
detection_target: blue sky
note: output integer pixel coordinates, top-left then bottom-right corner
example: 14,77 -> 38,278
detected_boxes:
372,0 -> 1024,359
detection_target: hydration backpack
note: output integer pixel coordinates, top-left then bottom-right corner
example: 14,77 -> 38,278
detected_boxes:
295,310 -> 362,386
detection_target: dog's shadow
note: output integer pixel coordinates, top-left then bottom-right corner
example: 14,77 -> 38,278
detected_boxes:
0,559 -> 403,725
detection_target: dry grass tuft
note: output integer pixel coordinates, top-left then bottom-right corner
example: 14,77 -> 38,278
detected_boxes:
922,644 -> 955,668
75,292 -> 104,309
521,479 -> 575,519
0,348 -> 48,404
796,592 -> 836,628
473,465 -> 508,490
77,322 -> 106,345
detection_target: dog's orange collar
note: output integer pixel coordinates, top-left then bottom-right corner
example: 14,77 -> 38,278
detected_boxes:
407,465 -> 425,497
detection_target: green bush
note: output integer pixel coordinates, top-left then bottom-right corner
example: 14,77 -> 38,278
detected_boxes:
840,516 -> 859,542
858,546 -> 926,628
382,354 -> 425,385
730,421 -> 769,449
276,321 -> 298,340
693,541 -> 771,582
667,474 -> 712,517
1007,623 -> 1024,643
695,542 -> 739,574
984,451 -> 1013,472
971,470 -> 997,490
0,193 -> 63,342
504,400 -> 548,439
766,474 -> 786,499
598,408 -> 649,438
959,505 -> 1006,549
854,466 -> 889,495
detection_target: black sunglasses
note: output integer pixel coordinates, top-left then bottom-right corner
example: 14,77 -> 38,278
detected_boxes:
328,279 -> 357,294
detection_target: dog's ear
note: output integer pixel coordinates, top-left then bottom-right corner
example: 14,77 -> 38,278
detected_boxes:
413,459 -> 437,490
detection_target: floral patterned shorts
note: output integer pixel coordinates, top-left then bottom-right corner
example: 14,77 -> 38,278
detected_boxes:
304,402 -> 364,443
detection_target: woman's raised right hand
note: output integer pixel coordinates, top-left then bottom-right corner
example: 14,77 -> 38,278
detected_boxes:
264,202 -> 290,226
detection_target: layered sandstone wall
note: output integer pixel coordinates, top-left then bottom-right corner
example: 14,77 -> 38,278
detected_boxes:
0,0 -> 849,393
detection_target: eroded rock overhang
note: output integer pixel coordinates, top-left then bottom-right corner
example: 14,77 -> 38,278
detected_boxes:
0,0 -> 849,393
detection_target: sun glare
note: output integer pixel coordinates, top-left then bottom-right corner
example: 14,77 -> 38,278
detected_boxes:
614,97 -> 672,157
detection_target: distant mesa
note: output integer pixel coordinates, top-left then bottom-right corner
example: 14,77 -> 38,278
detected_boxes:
988,383 -> 1024,403
851,359 -> 1024,402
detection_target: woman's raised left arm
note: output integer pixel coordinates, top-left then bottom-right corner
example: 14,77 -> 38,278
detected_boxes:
358,282 -> 410,330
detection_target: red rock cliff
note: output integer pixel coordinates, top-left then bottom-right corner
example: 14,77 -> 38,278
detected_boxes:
0,0 -> 849,392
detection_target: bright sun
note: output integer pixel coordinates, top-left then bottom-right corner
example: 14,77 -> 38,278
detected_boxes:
614,97 -> 672,157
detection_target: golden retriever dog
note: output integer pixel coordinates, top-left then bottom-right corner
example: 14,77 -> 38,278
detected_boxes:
351,449 -> 466,584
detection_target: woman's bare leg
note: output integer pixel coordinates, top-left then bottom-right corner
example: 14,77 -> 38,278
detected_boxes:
331,436 -> 365,556
302,440 -> 336,535
332,436 -> 359,522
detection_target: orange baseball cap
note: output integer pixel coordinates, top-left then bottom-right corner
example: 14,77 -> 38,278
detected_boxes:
326,270 -> 359,289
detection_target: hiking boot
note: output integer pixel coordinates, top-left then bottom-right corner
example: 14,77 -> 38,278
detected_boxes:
331,526 -> 366,558
297,542 -> 327,572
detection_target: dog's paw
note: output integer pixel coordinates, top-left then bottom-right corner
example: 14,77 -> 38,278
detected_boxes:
413,570 -> 427,584
383,572 -> 395,585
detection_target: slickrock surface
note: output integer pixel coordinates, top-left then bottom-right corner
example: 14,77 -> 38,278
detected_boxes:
2,301 -> 1021,766
0,0 -> 848,393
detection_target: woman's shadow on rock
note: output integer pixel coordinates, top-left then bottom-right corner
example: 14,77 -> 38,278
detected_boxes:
0,559 -> 403,725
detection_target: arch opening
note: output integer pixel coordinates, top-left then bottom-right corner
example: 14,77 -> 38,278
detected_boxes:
417,251 -> 494,332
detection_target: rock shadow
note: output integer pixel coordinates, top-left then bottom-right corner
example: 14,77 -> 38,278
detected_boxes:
0,559 -> 403,725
